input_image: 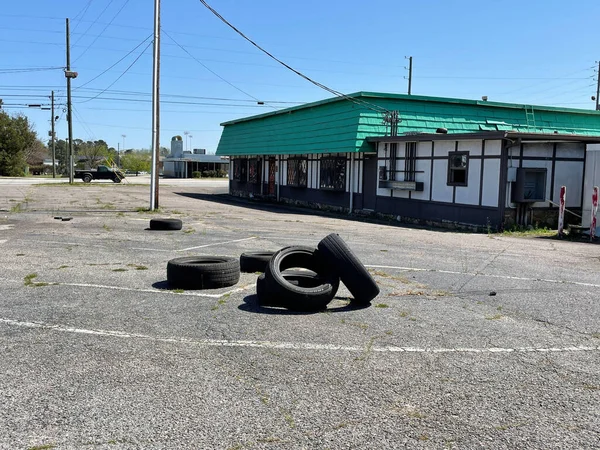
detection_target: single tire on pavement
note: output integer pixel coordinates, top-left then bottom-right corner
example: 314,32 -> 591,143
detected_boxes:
149,218 -> 183,231
82,174 -> 92,183
240,251 -> 275,273
167,256 -> 240,290
263,246 -> 339,311
317,233 -> 379,304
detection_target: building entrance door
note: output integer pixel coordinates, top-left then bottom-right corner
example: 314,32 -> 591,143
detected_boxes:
362,155 -> 377,210
268,158 -> 277,196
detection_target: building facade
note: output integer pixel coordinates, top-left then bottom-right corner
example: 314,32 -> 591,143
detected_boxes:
216,92 -> 600,231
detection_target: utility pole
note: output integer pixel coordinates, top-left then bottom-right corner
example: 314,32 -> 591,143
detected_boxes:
150,0 -> 161,210
596,61 -> 600,111
51,91 -> 56,178
65,18 -> 78,184
407,56 -> 413,95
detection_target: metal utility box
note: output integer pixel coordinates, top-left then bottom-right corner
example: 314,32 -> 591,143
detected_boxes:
512,168 -> 547,202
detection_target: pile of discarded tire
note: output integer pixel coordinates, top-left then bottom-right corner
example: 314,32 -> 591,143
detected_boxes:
165,233 -> 379,311
241,233 -> 379,311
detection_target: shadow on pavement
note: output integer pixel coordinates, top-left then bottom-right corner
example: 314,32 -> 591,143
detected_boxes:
238,294 -> 370,315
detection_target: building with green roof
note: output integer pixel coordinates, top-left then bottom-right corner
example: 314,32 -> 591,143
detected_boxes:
216,92 -> 600,230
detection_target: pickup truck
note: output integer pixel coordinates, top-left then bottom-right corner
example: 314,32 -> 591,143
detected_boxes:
76,165 -> 125,183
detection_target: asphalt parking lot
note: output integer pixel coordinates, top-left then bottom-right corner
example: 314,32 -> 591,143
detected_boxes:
0,177 -> 599,449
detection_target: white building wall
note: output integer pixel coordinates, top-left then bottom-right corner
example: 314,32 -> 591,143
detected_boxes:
481,159 -> 500,207
431,159 -> 453,202
455,159 -> 481,205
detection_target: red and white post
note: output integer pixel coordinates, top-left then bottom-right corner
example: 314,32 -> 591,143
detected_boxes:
591,186 -> 598,241
558,186 -> 566,237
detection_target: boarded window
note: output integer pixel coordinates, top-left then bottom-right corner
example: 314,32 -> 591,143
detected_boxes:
287,157 -> 308,187
248,158 -> 259,184
233,158 -> 247,182
319,157 -> 346,191
404,142 -> 417,182
447,152 -> 469,186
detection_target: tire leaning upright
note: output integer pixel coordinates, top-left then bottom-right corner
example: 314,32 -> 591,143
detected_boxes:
317,233 -> 379,304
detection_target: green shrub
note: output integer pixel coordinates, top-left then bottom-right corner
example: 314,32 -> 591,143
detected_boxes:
192,171 -> 202,178
217,169 -> 228,177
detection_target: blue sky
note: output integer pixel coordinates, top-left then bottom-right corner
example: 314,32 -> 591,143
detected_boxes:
1,0 -> 599,152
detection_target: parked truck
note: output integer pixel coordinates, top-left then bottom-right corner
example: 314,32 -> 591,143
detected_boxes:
75,165 -> 125,183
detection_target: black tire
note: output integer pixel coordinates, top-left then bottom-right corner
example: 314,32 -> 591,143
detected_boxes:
82,174 -> 92,183
263,246 -> 339,311
149,218 -> 183,231
257,270 -> 337,309
167,256 -> 240,290
113,176 -> 122,183
240,251 -> 275,273
317,233 -> 379,304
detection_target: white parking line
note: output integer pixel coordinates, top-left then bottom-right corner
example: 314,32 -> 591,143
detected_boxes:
0,317 -> 597,354
365,265 -> 600,289
177,236 -> 257,252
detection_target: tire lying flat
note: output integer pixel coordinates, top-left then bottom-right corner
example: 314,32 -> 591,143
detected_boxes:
240,251 -> 275,273
317,233 -> 379,304
263,246 -> 339,311
150,218 -> 183,231
167,256 -> 240,290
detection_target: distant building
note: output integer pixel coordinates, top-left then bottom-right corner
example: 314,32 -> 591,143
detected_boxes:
162,135 -> 229,178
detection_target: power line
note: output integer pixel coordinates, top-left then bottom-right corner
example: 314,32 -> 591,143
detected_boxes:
0,66 -> 64,74
72,0 -> 95,33
196,0 -> 388,114
74,33 -> 153,90
76,39 -> 153,104
162,29 -> 266,106
73,0 -> 132,64
73,0 -> 116,47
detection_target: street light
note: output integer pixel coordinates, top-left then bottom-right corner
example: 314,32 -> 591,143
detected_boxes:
189,135 -> 193,152
184,130 -> 189,151
121,134 -> 126,151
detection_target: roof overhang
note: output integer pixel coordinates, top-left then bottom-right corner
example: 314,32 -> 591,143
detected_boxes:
366,131 -> 600,144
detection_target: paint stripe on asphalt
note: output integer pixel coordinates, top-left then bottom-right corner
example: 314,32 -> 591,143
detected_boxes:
365,265 -> 600,289
177,236 -> 257,252
1,318 -> 598,354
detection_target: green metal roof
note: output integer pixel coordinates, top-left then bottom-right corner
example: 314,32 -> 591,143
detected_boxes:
216,92 -> 600,156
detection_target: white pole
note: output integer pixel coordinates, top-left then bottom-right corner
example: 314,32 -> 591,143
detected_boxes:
150,0 -> 160,210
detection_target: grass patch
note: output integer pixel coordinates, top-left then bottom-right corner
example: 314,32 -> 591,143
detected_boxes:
102,224 -> 111,232
56,265 -> 70,270
27,445 -> 56,450
500,224 -> 555,237
375,303 -> 389,308
23,273 -> 50,287
399,311 -> 409,318
172,289 -> 184,294
10,203 -> 23,213
112,268 -> 127,272
486,314 -> 503,320
183,228 -> 195,234
127,264 -> 148,270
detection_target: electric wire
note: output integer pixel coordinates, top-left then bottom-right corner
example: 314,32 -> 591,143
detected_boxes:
73,0 -> 115,47
196,0 -> 389,114
76,39 -> 153,104
73,0 -> 131,64
72,0 -> 95,33
74,33 -> 153,90
161,29 -> 268,108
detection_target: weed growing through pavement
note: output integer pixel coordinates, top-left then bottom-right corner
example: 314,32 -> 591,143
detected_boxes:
112,268 -> 127,272
27,444 -> 56,450
23,273 -> 51,287
375,303 -> 389,308
102,224 -> 111,232
127,264 -> 148,270
486,314 -> 503,320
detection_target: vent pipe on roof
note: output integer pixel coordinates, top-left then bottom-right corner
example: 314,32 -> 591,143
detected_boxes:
436,128 -> 448,134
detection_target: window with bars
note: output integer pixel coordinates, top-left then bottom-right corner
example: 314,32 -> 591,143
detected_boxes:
233,158 -> 247,182
248,158 -> 259,184
287,157 -> 308,187
319,157 -> 346,191
447,152 -> 469,186
404,142 -> 417,182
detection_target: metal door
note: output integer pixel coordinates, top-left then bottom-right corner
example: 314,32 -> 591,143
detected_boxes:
362,155 -> 378,210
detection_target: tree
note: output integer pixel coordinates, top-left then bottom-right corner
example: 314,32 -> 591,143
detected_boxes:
0,111 -> 37,176
77,140 -> 110,169
120,151 -> 151,173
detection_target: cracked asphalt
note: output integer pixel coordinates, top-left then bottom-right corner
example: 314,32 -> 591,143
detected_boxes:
0,177 -> 599,449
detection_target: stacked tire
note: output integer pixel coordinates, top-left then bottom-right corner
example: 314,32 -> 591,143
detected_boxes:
248,234 -> 379,312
